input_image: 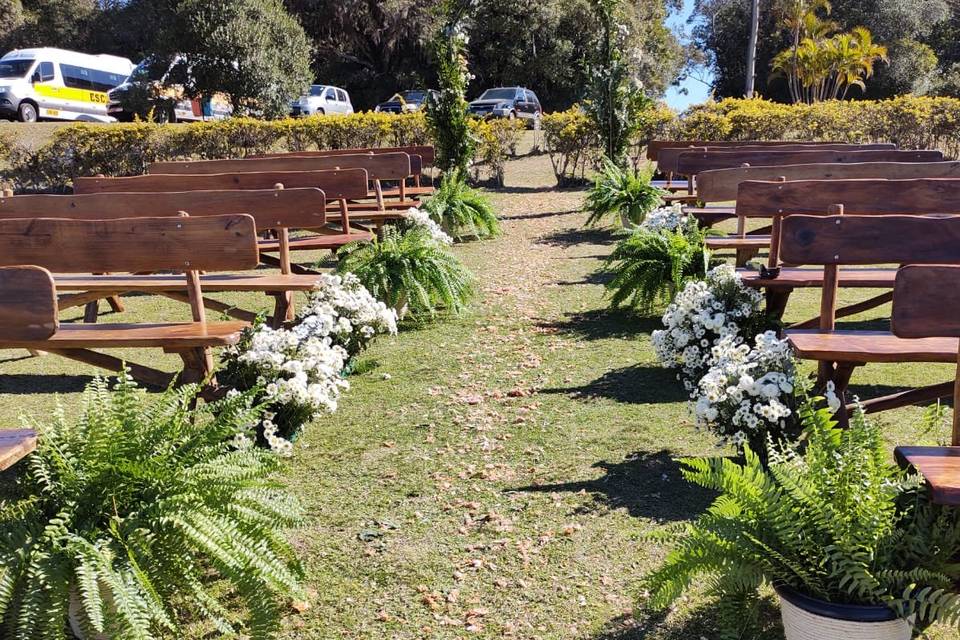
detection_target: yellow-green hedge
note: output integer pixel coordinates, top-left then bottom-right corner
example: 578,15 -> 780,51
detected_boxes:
2,113 -> 519,193
674,96 -> 960,158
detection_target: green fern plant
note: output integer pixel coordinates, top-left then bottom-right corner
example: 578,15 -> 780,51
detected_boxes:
0,372 -> 304,639
583,159 -> 665,227
644,400 -> 960,636
602,218 -> 717,311
423,172 -> 501,240
337,225 -> 474,319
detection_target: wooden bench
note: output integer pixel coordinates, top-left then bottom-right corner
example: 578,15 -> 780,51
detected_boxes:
0,189 -> 328,324
148,153 -> 422,212
689,161 -> 960,226
717,178 -> 960,316
675,148 -> 941,180
891,265 -> 960,503
780,214 -> 960,422
0,428 -> 37,470
708,176 -> 960,268
73,170 -> 375,267
0,216 -> 259,388
253,145 -> 436,194
645,140 -> 861,161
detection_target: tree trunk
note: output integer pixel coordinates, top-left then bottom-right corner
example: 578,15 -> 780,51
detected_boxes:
745,0 -> 760,98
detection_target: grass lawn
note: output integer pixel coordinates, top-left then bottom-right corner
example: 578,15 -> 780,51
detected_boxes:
0,131 -> 957,639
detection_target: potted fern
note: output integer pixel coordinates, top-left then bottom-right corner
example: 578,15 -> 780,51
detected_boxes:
423,172 -> 501,241
645,401 -> 960,640
337,225 -> 474,320
0,372 -> 304,639
584,159 -> 666,228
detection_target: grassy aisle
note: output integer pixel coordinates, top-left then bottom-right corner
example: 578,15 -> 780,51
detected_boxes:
0,144 -> 956,638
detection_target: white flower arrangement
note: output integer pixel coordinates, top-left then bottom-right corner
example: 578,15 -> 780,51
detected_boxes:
693,331 -> 796,448
301,272 -> 398,357
401,207 -> 454,245
640,203 -> 687,234
652,264 -> 766,396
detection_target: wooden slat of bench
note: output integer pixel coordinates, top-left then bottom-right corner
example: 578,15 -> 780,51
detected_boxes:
74,169 -> 370,201
0,429 -> 37,471
781,214 -> 960,266
0,266 -> 58,340
149,153 -> 412,181
0,189 -> 327,231
895,447 -> 960,505
661,145 -> 903,175
676,149 -> 942,176
685,206 -> 737,226
0,321 -> 248,349
738,267 -> 896,289
254,145 -> 436,165
705,235 -> 770,249
786,330 -> 960,363
259,233 -> 372,252
737,178 -> 960,218
53,273 -> 322,292
647,140 -> 870,162
0,215 -> 259,274
892,265 -> 960,338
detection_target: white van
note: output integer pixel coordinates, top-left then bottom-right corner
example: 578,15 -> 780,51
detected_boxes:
290,85 -> 354,116
0,48 -> 135,122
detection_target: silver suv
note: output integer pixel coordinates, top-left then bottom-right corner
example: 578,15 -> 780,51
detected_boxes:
468,87 -> 542,125
290,85 -> 353,116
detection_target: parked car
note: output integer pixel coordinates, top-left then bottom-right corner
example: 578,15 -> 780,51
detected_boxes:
375,89 -> 439,114
108,55 -> 232,123
468,87 -> 542,125
0,47 -> 134,122
291,85 -> 353,116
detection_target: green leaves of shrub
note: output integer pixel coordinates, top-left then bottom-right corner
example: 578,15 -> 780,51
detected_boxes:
643,401 -> 960,634
337,226 -> 474,319
583,159 -> 666,227
424,174 -> 501,240
602,218 -> 714,311
0,373 -> 304,638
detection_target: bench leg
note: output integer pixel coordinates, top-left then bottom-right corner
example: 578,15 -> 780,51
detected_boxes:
856,381 -> 955,415
106,295 -> 125,313
735,248 -> 760,268
171,347 -> 215,387
765,288 -> 793,323
271,292 -> 296,329
83,300 -> 99,323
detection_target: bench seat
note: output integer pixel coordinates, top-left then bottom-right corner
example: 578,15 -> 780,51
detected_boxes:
685,206 -> 736,226
0,429 -> 37,471
705,235 -> 771,250
786,329 -> 959,363
0,321 -> 247,350
739,267 -> 896,289
895,447 -> 960,505
347,199 -> 423,212
259,233 -> 373,253
54,273 -> 322,292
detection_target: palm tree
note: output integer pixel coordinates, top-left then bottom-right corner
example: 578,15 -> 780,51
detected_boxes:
776,0 -> 832,102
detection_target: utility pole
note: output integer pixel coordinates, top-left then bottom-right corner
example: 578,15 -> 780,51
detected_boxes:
745,0 -> 759,97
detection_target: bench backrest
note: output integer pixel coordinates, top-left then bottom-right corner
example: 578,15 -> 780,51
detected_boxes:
645,140 -> 857,161
149,152 -> 411,181
676,149 -> 942,176
780,214 -> 960,266
0,214 -> 260,273
254,145 -> 435,166
658,144 -> 897,175
892,265 -> 960,339
697,161 -> 960,203
0,189 -> 325,231
0,266 -> 58,340
737,178 -> 960,217
74,168 -> 369,201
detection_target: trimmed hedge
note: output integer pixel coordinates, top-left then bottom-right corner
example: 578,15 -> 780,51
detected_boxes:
543,96 -> 960,186
1,113 -> 518,193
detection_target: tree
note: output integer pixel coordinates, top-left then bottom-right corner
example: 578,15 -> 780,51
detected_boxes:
158,0 -> 312,118
283,0 -> 436,109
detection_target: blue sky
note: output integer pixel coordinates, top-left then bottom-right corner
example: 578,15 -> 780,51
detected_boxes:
663,0 -> 712,111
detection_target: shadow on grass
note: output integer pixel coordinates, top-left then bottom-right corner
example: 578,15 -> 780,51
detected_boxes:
537,227 -> 620,248
0,373 -> 96,395
595,598 -> 782,640
494,185 -> 557,194
538,307 -> 662,341
500,208 -> 581,221
555,270 -> 612,287
541,364 -> 686,405
512,450 -> 715,522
